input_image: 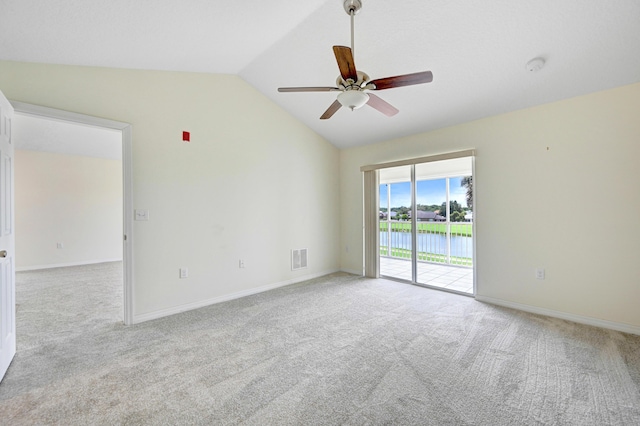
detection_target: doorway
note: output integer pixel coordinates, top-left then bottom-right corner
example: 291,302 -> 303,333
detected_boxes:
377,156 -> 474,295
11,101 -> 133,324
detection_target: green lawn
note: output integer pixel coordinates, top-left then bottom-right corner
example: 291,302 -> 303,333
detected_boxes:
379,222 -> 472,237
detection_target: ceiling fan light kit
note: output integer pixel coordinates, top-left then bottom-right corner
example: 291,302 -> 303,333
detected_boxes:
278,0 -> 433,120
338,90 -> 369,110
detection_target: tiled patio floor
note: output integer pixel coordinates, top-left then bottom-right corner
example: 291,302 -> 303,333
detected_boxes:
380,256 -> 474,295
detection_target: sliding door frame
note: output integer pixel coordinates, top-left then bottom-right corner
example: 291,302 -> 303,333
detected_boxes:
410,165 -> 418,282
361,150 -> 475,292
363,170 -> 379,278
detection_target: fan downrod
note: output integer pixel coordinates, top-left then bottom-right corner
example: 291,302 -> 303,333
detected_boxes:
343,0 -> 362,15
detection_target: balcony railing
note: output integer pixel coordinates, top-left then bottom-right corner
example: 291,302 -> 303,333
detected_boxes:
379,221 -> 473,267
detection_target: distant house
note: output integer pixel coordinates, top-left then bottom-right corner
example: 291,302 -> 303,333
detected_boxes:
379,211 -> 398,220
415,211 -> 445,222
464,212 -> 473,222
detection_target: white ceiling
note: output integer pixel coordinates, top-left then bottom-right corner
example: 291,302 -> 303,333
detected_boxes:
2,0 -> 640,149
14,114 -> 122,160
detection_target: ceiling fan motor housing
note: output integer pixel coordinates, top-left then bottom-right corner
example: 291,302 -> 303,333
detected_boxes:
336,71 -> 370,90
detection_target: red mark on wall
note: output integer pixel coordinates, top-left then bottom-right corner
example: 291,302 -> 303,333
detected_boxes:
182,131 -> 190,142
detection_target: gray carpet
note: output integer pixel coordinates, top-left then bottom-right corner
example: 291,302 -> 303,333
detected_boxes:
1,262 -> 639,425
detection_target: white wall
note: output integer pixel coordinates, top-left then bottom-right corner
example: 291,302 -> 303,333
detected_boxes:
15,150 -> 123,270
340,82 -> 640,331
0,61 -> 340,321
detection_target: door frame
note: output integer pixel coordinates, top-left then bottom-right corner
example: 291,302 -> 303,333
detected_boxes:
11,101 -> 134,325
362,150 -> 476,295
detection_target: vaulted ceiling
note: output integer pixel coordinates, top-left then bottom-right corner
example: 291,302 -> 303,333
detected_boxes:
2,0 -> 640,149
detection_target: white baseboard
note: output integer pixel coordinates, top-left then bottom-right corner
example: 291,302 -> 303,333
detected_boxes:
132,269 -> 340,324
340,268 -> 363,276
16,258 -> 123,272
475,295 -> 640,336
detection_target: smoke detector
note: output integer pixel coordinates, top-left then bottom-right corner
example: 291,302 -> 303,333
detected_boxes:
526,57 -> 545,72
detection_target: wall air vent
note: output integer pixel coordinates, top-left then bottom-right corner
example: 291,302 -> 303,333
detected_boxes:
291,248 -> 308,271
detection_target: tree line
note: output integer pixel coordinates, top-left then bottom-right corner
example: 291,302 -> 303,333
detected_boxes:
380,176 -> 473,222
380,201 -> 469,222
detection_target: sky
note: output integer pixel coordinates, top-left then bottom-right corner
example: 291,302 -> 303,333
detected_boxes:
379,177 -> 469,209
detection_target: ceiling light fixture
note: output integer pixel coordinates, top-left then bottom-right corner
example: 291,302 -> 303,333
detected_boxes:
337,90 -> 370,110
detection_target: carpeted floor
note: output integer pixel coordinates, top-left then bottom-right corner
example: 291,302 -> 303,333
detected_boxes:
1,262 -> 639,425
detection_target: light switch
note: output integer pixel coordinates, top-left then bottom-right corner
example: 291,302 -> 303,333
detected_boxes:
135,209 -> 149,221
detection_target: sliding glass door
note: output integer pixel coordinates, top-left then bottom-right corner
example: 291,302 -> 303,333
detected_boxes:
378,157 -> 474,295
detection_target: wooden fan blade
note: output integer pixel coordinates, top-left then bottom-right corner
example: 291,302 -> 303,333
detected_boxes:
366,93 -> 399,117
333,46 -> 358,82
368,71 -> 433,90
278,87 -> 341,92
320,100 -> 342,120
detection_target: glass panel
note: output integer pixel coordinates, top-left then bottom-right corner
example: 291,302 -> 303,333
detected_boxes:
415,178 -> 446,264
377,158 -> 474,295
448,175 -> 473,268
415,160 -> 474,294
379,166 -> 412,281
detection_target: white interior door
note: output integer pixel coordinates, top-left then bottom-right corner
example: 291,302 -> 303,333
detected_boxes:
0,90 -> 16,382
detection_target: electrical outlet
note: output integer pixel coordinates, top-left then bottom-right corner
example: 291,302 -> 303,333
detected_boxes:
56,243 -> 64,249
535,268 -> 545,280
135,209 -> 149,221
179,268 -> 188,279
239,259 -> 245,269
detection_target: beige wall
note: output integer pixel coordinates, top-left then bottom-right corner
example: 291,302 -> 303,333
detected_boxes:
4,59 -> 638,331
15,150 -> 122,270
340,82 -> 640,329
0,61 -> 340,320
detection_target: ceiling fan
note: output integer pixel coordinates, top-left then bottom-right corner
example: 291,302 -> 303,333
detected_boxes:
278,0 -> 433,120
